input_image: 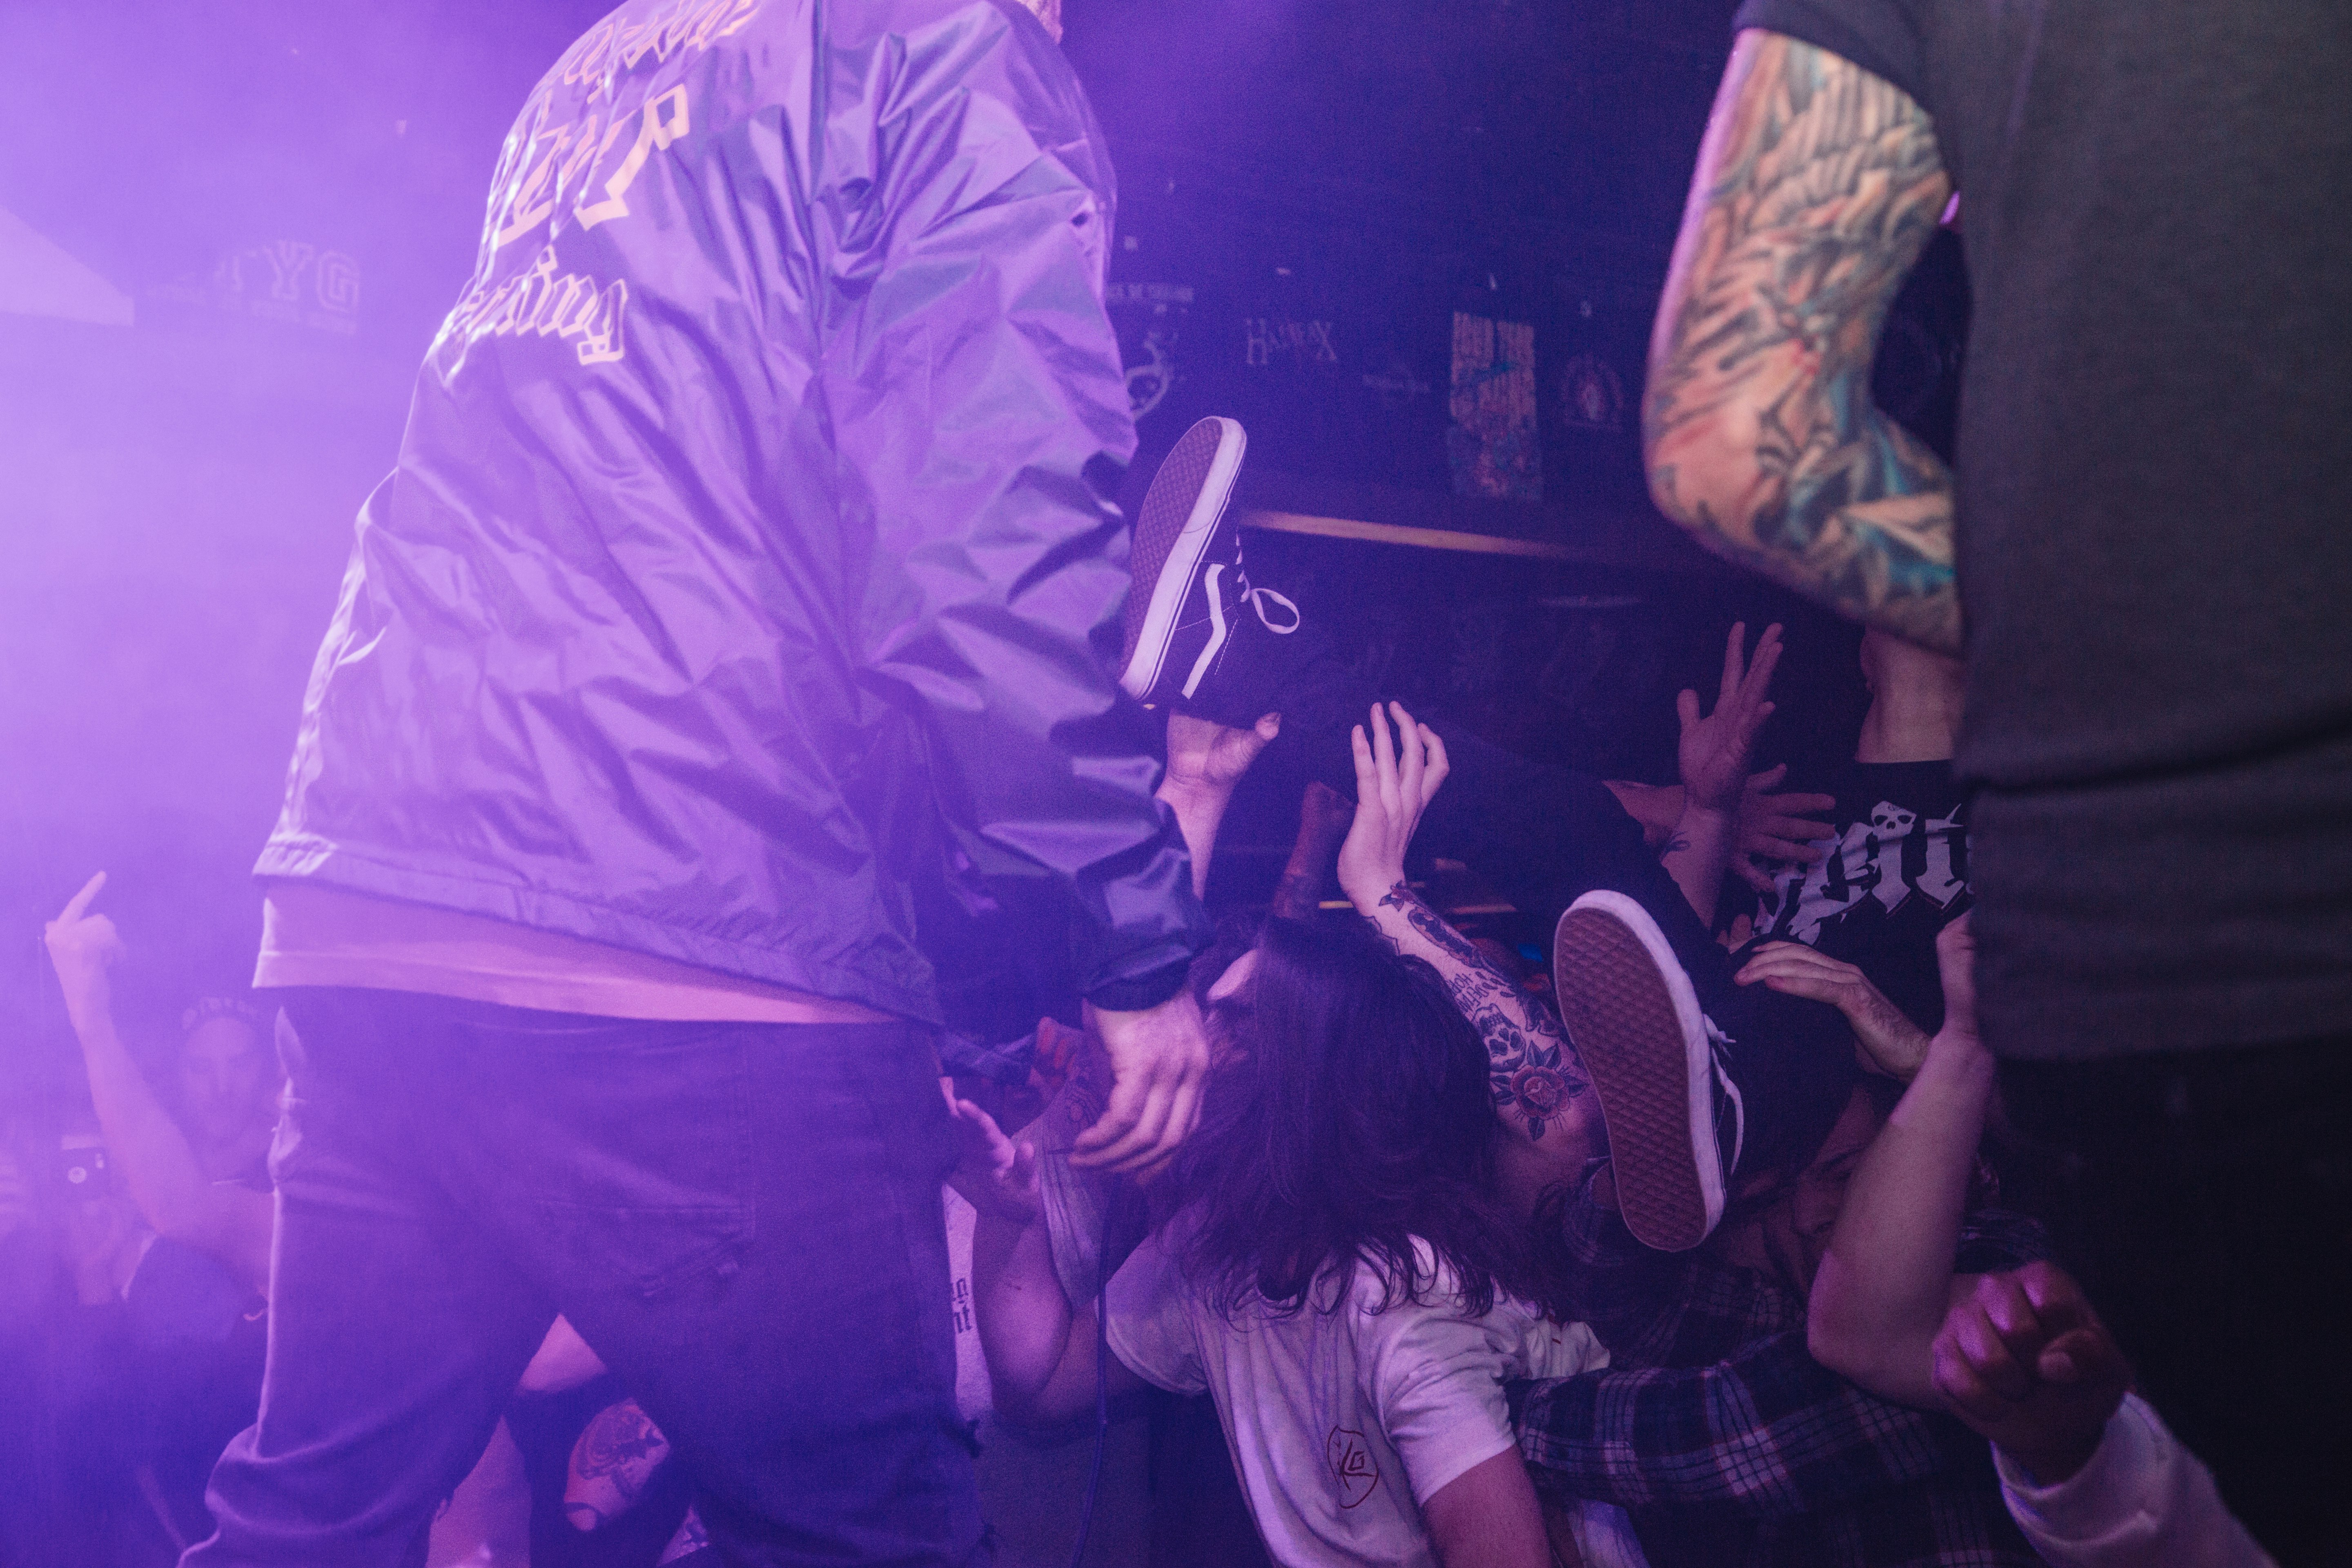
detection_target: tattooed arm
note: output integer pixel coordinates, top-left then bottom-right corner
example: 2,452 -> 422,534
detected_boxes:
1337,705 -> 1601,1200
1647,32 -> 1959,654
1365,880 -> 1590,1152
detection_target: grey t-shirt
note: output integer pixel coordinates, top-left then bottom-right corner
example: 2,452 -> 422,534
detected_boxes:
1730,0 -> 2352,1058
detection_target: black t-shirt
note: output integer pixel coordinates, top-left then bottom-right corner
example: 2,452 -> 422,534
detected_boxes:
1729,0 -> 2352,1058
1754,761 -> 1970,1035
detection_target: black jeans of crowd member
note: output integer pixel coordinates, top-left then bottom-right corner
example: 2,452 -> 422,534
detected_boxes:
185,989 -> 984,1568
2000,1041 -> 2352,1568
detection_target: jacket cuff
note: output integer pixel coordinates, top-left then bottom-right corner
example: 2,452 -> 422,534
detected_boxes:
1085,955 -> 1195,1013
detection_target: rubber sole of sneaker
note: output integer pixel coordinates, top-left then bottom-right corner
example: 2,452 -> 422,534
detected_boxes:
1120,416 -> 1246,701
1552,895 -> 1719,1253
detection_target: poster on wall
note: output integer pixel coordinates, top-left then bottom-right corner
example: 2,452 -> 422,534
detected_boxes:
1446,311 -> 1541,503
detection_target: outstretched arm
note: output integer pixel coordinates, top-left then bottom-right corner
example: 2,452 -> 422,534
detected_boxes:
1158,711 -> 1281,900
43,873 -> 273,1295
1647,31 -> 1958,653
951,1094 -> 1144,1428
1807,917 -> 1993,1405
1338,704 -> 1601,1188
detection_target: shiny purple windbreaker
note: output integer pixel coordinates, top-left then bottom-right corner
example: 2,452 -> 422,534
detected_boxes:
256,0 -> 1207,1020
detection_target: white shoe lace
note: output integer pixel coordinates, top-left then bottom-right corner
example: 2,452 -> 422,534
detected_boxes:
1702,1016 -> 1746,1177
1227,540 -> 1298,634
1242,580 -> 1299,633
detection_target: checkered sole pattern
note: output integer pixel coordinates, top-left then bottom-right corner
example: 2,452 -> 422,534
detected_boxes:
1120,416 -> 1245,702
1553,896 -> 1719,1253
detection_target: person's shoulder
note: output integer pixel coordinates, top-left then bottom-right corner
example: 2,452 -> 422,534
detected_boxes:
817,0 -> 1106,193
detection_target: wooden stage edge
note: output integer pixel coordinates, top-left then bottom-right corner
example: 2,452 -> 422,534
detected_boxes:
1239,508 -> 1581,561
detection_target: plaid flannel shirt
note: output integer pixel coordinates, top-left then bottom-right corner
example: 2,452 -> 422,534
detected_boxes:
1518,1195 -> 2051,1568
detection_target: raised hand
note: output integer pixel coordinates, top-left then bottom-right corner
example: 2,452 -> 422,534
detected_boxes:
1336,702 -> 1450,907
1733,764 -> 1837,892
1161,710 -> 1283,900
1932,1262 -> 2132,1485
1163,710 -> 1281,800
44,872 -> 124,1033
1929,914 -> 1979,1047
944,1089 -> 1042,1221
1677,623 -> 1785,815
1735,940 -> 1931,1079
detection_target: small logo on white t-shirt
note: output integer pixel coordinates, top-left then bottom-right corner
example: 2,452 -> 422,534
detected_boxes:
1327,1427 -> 1380,1509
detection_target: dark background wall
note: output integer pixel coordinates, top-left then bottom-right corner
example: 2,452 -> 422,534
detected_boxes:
0,0 -> 1958,1103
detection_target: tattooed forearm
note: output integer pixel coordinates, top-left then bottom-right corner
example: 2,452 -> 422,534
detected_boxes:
1646,32 -> 1959,653
1371,882 -> 1590,1140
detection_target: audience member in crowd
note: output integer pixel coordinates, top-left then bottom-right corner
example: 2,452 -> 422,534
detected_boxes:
42,874 -> 273,1295
1643,12 -> 2352,1555
26,871 -> 290,1563
1806,922 -> 2276,1566
1337,704 -> 1605,1220
0,1131 -> 63,1559
959,911 -> 1605,1568
40,875 -> 621,1568
503,1383 -> 699,1568
1517,912 -> 2048,1565
169,998 -> 282,1189
959,697 -> 1624,1568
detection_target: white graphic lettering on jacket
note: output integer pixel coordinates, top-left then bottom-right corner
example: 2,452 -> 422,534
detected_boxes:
435,0 -> 763,381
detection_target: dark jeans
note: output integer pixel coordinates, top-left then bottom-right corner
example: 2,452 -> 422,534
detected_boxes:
1999,1040 -> 2352,1568
187,989 -> 984,1568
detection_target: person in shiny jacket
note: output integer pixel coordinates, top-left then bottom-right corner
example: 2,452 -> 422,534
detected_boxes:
191,0 -> 1210,1562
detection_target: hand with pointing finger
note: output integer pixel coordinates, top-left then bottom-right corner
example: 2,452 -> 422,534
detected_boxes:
44,872 -> 124,1037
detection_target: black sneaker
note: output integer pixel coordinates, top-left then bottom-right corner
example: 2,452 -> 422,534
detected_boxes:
1552,890 -> 1746,1252
1121,417 -> 1302,719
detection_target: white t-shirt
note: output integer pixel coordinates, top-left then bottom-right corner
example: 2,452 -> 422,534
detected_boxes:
1104,1230 -> 1609,1568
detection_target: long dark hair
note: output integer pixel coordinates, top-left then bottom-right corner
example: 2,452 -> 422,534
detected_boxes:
1171,916 -> 1540,1320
